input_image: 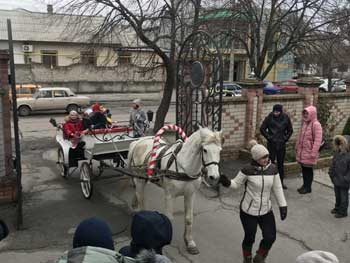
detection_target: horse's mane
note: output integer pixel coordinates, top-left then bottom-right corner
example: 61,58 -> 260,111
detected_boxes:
185,127 -> 222,147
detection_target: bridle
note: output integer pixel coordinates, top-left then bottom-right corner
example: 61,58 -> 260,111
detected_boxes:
200,146 -> 220,177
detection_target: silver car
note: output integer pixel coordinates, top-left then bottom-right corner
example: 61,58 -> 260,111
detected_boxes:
17,87 -> 90,116
319,79 -> 346,92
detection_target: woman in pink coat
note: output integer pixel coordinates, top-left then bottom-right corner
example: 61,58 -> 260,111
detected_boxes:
295,105 -> 323,194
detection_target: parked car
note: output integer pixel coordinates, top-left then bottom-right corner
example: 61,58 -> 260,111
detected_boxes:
319,79 -> 346,92
221,82 -> 242,97
213,82 -> 242,97
263,80 -> 282,95
17,87 -> 90,116
275,80 -> 298,93
9,84 -> 40,100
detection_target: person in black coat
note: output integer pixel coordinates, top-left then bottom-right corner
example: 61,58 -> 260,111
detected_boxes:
329,135 -> 350,218
90,103 -> 108,129
260,104 -> 293,189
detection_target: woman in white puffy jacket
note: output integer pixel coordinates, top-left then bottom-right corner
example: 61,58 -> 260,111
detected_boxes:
220,141 -> 287,263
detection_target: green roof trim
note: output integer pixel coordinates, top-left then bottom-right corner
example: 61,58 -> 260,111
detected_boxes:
200,9 -> 248,21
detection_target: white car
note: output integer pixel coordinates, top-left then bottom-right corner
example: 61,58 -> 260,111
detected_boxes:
17,87 -> 90,116
319,79 -> 346,92
215,82 -> 242,97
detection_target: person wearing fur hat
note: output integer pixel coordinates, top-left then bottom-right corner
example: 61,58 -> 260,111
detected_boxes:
63,110 -> 86,139
260,104 -> 293,189
328,135 -> 350,218
296,250 -> 339,263
130,99 -> 147,137
219,140 -> 287,263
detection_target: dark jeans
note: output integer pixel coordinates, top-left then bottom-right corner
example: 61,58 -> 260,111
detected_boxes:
267,142 -> 286,183
301,165 -> 314,191
334,186 -> 349,215
240,210 -> 276,254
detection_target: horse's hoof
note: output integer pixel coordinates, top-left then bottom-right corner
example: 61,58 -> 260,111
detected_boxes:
187,246 -> 199,255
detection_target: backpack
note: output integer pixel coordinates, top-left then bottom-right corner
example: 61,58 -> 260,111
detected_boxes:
311,121 -> 325,152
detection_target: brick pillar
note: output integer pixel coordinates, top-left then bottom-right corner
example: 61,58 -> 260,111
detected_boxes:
296,77 -> 322,107
344,79 -> 350,93
0,50 -> 12,177
238,79 -> 264,147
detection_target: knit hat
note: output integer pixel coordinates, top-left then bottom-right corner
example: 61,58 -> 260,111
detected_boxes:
69,110 -> 78,117
133,99 -> 141,105
73,217 -> 115,250
119,211 -> 172,258
273,104 -> 283,113
249,140 -> 269,161
92,103 -> 101,112
296,251 -> 339,263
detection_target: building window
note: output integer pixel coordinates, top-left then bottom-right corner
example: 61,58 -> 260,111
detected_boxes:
24,54 -> 32,64
223,59 -> 230,81
81,51 -> 96,66
41,50 -> 57,68
118,50 -> 132,65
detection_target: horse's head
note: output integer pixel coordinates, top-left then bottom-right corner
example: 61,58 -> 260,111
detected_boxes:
198,128 -> 224,186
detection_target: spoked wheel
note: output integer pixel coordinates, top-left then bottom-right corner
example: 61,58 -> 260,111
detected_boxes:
57,148 -> 68,178
80,162 -> 93,199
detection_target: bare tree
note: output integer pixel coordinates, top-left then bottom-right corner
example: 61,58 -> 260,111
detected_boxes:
297,33 -> 349,87
59,0 -> 202,131
211,0 -> 350,80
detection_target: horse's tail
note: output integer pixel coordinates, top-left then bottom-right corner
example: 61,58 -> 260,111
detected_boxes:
127,140 -> 138,169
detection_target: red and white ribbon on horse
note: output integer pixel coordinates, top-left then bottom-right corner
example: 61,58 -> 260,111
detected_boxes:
147,124 -> 187,177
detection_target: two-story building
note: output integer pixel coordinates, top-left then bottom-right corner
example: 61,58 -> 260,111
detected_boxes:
0,6 -> 164,93
199,8 -> 294,82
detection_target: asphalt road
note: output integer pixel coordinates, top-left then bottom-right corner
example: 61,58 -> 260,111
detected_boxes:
17,103 -> 176,139
1,105 -> 349,263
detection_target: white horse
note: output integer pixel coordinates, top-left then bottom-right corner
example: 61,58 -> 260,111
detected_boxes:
127,127 -> 223,254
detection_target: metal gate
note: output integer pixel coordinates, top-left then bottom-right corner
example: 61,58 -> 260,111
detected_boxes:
176,31 -> 223,135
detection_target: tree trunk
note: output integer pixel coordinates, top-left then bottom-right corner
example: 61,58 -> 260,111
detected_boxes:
153,63 -> 176,132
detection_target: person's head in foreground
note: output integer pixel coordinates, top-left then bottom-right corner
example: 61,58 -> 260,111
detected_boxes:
73,217 -> 114,250
296,251 -> 339,263
119,210 -> 173,258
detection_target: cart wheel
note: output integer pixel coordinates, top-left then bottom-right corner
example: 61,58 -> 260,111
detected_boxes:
57,148 -> 68,178
80,162 -> 93,199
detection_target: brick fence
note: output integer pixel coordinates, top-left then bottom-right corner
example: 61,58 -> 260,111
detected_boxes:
221,77 -> 350,160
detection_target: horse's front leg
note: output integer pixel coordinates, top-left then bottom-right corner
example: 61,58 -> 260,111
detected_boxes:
132,178 -> 146,211
164,190 -> 174,221
184,192 -> 199,254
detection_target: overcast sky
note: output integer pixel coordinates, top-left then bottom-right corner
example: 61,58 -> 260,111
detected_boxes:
0,0 -> 53,12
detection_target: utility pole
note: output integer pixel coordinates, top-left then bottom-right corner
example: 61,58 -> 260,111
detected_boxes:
229,0 -> 236,82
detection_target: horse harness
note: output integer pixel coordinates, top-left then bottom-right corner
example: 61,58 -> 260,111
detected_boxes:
129,139 -> 220,182
153,142 -> 220,182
